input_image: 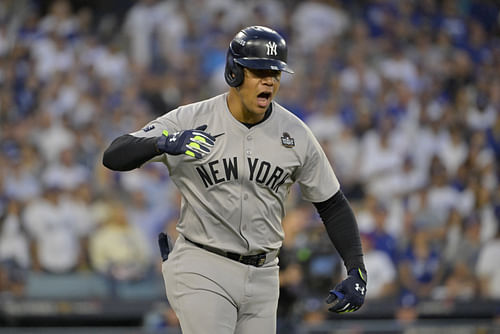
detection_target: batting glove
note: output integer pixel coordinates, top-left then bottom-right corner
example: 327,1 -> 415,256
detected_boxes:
156,125 -> 215,159
326,268 -> 367,313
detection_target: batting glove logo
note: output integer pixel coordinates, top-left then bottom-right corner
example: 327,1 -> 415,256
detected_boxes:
355,283 -> 365,295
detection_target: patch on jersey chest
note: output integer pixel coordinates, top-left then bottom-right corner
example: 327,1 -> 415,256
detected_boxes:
281,132 -> 295,148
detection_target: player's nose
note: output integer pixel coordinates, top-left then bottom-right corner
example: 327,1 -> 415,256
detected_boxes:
261,75 -> 275,86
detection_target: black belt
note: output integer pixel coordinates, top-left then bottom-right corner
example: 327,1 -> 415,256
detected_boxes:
184,237 -> 272,267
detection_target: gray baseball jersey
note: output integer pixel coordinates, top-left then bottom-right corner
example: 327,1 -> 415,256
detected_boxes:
131,92 -> 340,254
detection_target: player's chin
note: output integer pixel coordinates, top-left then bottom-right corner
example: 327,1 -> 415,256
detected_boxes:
252,104 -> 268,115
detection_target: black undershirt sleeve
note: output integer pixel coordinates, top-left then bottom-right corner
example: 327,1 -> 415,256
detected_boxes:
313,190 -> 365,273
102,134 -> 160,171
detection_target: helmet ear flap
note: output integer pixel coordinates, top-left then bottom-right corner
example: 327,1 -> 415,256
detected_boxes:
224,50 -> 244,87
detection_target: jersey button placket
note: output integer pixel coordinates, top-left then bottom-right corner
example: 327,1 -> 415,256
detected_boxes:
246,134 -> 252,156
241,130 -> 254,249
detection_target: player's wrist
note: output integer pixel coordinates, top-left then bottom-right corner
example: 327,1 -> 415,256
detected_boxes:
348,267 -> 367,283
155,132 -> 169,154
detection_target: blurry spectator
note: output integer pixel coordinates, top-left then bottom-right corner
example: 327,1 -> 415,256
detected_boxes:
93,42 -> 129,84
385,155 -> 426,200
475,185 -> 498,243
361,233 -> 396,299
395,291 -> 418,326
42,148 -> 89,191
0,199 -> 30,295
413,108 -> 447,172
339,47 -> 381,97
442,213 -> 481,300
0,23 -> 11,58
3,151 -> 41,202
52,72 -> 80,116
367,202 -> 398,264
31,32 -> 75,80
438,124 -> 468,176
23,186 -> 88,273
247,0 -> 287,33
359,116 -> 404,197
0,199 -> 30,268
38,0 -> 78,37
291,0 -> 349,52
440,0 -> 467,43
486,116 -> 500,158
89,200 -> 152,282
278,206 -> 320,327
61,184 -> 98,265
154,0 -> 187,69
306,100 -> 343,146
123,0 -> 187,70
466,89 -> 497,132
444,50 -> 474,103
123,0 -> 158,68
328,126 -> 362,198
143,302 -> 180,332
126,188 -> 169,256
32,111 -> 75,163
466,131 -> 496,184
443,208 -> 465,265
443,261 -> 477,301
476,220 -> 500,298
399,231 -> 444,299
425,156 -> 460,228
378,44 -> 418,92
355,193 -> 377,234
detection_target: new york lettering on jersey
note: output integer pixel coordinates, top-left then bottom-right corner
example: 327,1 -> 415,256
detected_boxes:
195,156 -> 289,192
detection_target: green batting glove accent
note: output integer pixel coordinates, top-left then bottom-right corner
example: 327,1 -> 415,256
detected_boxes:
162,130 -> 169,136
193,135 -> 206,143
185,150 -> 195,157
358,268 -> 366,283
188,142 -> 201,150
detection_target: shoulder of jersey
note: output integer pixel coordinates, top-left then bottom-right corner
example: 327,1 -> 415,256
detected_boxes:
175,94 -> 224,117
272,101 -> 310,129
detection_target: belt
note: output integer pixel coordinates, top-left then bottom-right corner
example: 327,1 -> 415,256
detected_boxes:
184,237 -> 276,267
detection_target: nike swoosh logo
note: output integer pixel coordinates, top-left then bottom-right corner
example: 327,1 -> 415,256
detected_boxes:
213,132 -> 225,139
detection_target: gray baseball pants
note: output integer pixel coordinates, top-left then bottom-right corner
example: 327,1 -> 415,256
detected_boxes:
162,235 -> 280,334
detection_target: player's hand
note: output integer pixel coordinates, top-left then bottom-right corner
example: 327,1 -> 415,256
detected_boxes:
326,268 -> 367,313
156,125 -> 215,159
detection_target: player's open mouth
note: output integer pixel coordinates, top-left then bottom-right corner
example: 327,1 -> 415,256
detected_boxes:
257,92 -> 271,107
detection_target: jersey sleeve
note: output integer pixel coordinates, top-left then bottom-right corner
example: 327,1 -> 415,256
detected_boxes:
295,127 -> 340,202
129,109 -> 181,164
130,109 -> 180,139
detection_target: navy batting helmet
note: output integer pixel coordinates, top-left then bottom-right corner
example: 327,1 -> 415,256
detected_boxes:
224,26 -> 294,87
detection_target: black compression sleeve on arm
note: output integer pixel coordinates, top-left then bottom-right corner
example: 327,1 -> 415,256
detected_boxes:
102,134 -> 160,171
313,190 -> 365,273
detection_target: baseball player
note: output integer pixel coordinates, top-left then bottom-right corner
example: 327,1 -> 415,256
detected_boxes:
103,26 -> 366,333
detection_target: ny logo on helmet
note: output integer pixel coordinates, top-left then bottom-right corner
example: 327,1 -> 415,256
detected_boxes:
266,41 -> 277,56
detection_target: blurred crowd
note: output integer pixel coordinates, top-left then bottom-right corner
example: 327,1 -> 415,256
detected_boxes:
1,0 -> 500,330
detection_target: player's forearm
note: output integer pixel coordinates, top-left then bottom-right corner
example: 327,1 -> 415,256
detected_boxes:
313,190 -> 365,273
102,134 -> 160,171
